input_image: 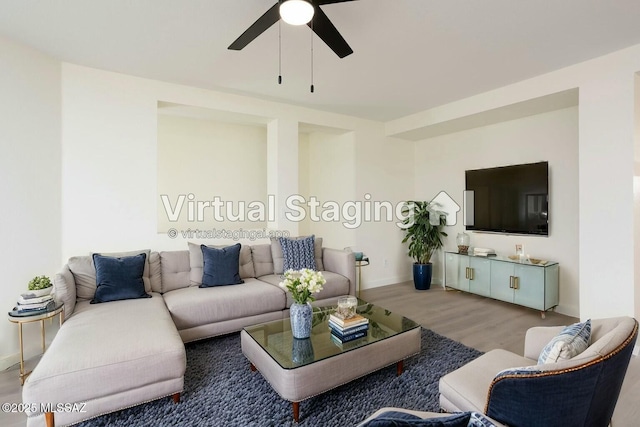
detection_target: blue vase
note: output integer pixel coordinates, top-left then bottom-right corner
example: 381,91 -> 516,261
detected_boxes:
290,302 -> 313,339
413,263 -> 433,290
292,338 -> 315,364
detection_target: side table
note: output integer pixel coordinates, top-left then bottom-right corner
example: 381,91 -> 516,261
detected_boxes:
8,302 -> 64,385
355,257 -> 369,297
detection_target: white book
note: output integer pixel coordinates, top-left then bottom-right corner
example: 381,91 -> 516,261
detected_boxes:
16,300 -> 52,310
18,294 -> 53,305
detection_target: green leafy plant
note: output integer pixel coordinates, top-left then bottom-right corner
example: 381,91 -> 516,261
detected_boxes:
28,275 -> 52,291
401,201 -> 448,264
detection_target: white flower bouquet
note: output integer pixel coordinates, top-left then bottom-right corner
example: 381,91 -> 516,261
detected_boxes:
279,269 -> 326,304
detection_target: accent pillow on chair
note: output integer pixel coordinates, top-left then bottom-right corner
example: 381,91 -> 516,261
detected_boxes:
91,253 -> 151,303
199,243 -> 244,287
538,319 -> 592,364
361,411 -> 498,427
279,235 -> 316,271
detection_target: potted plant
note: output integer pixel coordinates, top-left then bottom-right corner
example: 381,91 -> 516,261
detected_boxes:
401,201 -> 447,290
28,275 -> 53,297
279,269 -> 326,338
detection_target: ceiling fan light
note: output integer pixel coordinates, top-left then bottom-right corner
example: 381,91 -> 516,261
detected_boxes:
280,0 -> 315,26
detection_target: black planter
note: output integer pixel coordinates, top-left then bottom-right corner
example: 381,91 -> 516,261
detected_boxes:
413,263 -> 433,290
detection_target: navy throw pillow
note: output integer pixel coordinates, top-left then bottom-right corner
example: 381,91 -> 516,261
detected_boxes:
279,235 -> 316,271
200,243 -> 244,287
361,411 -> 471,427
91,253 -> 150,304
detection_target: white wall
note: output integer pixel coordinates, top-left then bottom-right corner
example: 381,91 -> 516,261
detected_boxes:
60,64 -> 413,289
635,73 -> 640,321
298,133 -> 311,236
415,107 -> 579,316
0,36 -> 61,368
389,43 -> 640,320
156,114 -> 267,233
354,128 -> 416,288
300,132 -> 356,250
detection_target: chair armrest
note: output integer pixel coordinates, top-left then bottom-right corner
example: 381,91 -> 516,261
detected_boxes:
53,264 -> 76,320
524,325 -> 566,360
322,248 -> 356,296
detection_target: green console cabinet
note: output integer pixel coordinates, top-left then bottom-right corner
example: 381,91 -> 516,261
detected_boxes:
445,252 -> 559,317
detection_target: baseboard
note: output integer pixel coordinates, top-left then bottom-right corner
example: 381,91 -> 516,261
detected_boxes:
633,345 -> 639,357
551,304 -> 580,319
0,352 -> 20,372
362,275 -> 412,289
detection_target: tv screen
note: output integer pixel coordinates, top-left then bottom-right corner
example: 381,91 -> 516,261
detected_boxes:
465,161 -> 549,235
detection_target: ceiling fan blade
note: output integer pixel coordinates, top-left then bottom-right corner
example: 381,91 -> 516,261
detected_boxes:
308,6 -> 353,58
316,0 -> 357,4
228,3 -> 280,51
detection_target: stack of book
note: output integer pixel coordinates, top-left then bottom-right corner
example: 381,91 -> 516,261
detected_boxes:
329,313 -> 369,343
15,293 -> 54,313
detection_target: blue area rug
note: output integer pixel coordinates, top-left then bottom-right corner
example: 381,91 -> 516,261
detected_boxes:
77,328 -> 482,427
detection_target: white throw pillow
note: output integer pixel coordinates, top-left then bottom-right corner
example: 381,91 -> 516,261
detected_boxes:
538,319 -> 591,364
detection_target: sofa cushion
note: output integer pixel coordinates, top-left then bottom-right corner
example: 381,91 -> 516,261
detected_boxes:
68,255 -> 98,300
22,295 -> 186,409
53,264 -> 76,319
91,253 -> 151,304
148,251 -> 162,293
279,235 -> 316,271
189,242 -> 254,286
439,349 -> 533,413
271,236 -> 324,274
538,319 -> 591,364
163,278 -> 286,330
160,250 -> 190,293
200,244 -> 244,287
252,244 -> 274,277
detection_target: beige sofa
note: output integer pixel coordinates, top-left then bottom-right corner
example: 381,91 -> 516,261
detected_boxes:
22,241 -> 356,427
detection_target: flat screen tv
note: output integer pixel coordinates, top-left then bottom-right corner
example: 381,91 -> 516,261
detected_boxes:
465,161 -> 549,235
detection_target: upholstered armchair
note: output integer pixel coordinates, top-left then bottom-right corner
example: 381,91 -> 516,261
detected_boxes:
439,316 -> 638,427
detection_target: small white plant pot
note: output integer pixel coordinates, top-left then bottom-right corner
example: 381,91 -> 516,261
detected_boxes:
29,287 -> 53,297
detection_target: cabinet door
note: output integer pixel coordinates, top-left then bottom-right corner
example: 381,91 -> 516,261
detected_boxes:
469,258 -> 491,297
445,253 -> 469,291
514,265 -> 545,310
489,261 -> 515,303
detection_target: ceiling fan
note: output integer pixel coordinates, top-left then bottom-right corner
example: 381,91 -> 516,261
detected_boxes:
228,0 -> 357,58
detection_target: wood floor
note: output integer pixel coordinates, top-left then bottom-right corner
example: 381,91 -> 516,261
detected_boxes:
1,282 -> 638,426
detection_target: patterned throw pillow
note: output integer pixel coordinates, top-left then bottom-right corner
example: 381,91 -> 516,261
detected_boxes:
279,236 -> 316,271
361,411 -> 472,427
538,319 -> 591,364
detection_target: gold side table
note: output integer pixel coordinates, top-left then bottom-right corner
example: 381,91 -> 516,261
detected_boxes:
355,257 -> 369,297
8,302 -> 64,385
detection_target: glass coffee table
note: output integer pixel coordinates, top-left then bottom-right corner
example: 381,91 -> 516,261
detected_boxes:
241,300 -> 421,422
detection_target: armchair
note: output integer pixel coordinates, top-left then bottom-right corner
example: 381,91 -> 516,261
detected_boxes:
439,317 -> 637,427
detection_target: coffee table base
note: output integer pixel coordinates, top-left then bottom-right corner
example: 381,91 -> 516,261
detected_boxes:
241,327 -> 421,422
251,359 -> 407,422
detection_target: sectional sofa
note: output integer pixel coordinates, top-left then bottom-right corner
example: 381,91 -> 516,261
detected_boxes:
22,239 -> 356,427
